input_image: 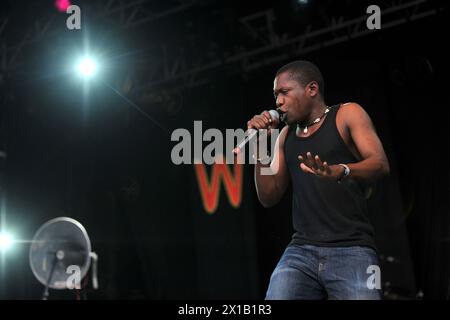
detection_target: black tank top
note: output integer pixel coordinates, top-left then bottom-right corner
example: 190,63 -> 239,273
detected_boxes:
284,103 -> 376,250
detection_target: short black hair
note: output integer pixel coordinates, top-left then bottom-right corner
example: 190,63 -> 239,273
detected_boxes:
276,60 -> 325,98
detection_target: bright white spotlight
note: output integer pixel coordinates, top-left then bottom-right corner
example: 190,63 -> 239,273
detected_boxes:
76,57 -> 97,77
0,232 -> 13,251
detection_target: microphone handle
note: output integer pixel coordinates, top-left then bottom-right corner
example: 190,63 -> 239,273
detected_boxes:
232,129 -> 257,155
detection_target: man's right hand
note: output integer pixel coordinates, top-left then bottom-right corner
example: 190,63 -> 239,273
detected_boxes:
247,111 -> 278,131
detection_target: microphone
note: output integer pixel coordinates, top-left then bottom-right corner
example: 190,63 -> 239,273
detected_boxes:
233,109 -> 283,155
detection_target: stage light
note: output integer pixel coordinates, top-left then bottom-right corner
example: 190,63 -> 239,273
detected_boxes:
55,0 -> 71,12
0,232 -> 13,251
76,57 -> 97,78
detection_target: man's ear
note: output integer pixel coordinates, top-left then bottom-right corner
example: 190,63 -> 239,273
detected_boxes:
307,81 -> 319,97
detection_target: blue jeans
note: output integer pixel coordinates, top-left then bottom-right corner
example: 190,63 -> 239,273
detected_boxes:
265,244 -> 382,300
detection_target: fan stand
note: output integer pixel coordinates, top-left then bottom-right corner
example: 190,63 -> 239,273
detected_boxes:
42,250 -> 64,300
42,255 -> 56,300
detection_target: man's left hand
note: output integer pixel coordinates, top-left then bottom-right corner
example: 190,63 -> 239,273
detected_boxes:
298,152 -> 344,180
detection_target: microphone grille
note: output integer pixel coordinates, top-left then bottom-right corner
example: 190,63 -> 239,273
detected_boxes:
268,109 -> 280,122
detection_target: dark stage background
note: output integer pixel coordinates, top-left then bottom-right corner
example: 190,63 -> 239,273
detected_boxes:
0,0 -> 448,299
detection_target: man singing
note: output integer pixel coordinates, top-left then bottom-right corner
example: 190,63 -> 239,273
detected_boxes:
247,60 -> 390,300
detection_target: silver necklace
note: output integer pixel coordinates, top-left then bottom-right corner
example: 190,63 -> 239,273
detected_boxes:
297,106 -> 330,134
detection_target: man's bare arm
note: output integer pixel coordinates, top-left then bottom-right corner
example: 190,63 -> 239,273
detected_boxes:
342,103 -> 390,182
247,110 -> 290,207
254,126 -> 290,207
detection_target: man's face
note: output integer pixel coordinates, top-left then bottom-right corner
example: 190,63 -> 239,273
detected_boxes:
273,71 -> 310,125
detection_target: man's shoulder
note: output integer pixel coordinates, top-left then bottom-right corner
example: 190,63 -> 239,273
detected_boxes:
337,102 -> 373,130
339,102 -> 365,112
337,102 -> 367,119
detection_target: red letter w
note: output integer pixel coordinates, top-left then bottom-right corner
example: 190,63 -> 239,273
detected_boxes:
194,159 -> 243,214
